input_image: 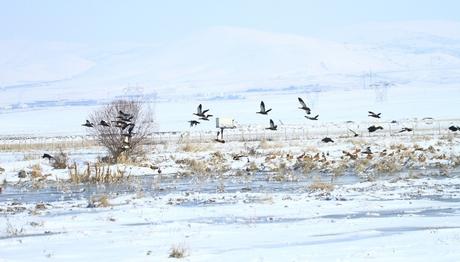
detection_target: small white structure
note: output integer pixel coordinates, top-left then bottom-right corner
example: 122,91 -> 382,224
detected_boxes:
215,117 -> 236,142
216,117 -> 236,129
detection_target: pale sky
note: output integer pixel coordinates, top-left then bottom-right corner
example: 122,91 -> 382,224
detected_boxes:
1,0 -> 459,43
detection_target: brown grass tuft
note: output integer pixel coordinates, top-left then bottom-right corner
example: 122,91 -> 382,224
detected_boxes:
308,181 -> 334,192
169,244 -> 188,258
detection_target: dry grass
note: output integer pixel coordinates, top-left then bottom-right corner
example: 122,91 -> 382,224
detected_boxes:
0,139 -> 96,152
51,149 -> 68,169
88,194 -> 111,208
176,158 -> 209,175
169,244 -> 188,258
375,157 -> 403,174
308,181 -> 334,192
181,142 -> 210,152
69,162 -> 130,184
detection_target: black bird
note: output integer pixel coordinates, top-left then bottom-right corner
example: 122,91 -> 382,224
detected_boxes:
189,120 -> 200,127
448,125 -> 459,132
117,115 -> 134,122
127,124 -> 135,134
368,111 -> 381,118
199,114 -> 213,121
362,146 -> 372,155
348,128 -> 359,137
321,137 -> 334,143
266,119 -> 277,130
122,123 -> 134,131
99,120 -> 110,127
368,125 -> 383,133
118,110 -> 132,118
42,153 -> 53,160
399,127 -> 413,133
305,114 -> 319,120
82,120 -> 94,128
298,97 -> 311,114
194,104 -> 209,117
256,101 -> 272,115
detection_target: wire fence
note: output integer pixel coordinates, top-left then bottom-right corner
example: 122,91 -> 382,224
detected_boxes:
0,118 -> 458,151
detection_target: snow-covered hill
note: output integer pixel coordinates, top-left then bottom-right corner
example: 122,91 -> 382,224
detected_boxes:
0,21 -> 459,133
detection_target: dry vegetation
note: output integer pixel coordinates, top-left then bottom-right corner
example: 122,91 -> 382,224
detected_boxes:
169,244 -> 188,258
69,162 -> 130,184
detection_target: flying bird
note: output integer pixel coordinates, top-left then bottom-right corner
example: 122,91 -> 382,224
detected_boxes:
188,120 -> 200,127
99,120 -> 110,127
298,97 -> 311,114
266,119 -> 277,130
42,153 -> 53,160
194,104 -> 209,117
118,110 -> 132,118
321,137 -> 334,143
399,127 -> 413,133
82,120 -> 94,128
448,125 -> 459,132
305,114 -> 319,120
199,114 -> 213,121
117,115 -> 134,122
368,125 -> 383,133
256,101 -> 272,115
348,128 -> 359,137
127,124 -> 135,134
368,111 -> 381,118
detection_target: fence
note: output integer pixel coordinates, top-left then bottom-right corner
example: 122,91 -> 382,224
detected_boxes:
0,118 -> 458,151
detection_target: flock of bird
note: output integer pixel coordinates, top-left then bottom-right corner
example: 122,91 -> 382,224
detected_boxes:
81,110 -> 136,151
186,97 -> 460,143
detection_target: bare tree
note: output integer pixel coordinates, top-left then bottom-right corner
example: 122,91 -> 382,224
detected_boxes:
88,99 -> 154,162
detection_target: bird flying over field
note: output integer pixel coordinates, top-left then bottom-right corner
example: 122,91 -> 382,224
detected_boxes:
266,119 -> 277,130
82,120 -> 94,128
298,97 -> 311,114
256,101 -> 272,115
193,104 -> 209,117
189,120 -> 200,127
368,125 -> 383,133
305,114 -> 319,120
368,111 -> 381,118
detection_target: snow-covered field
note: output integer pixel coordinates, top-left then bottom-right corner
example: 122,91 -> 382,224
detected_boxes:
1,19 -> 460,261
1,130 -> 460,261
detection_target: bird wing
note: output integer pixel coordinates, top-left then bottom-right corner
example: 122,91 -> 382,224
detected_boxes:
368,111 -> 375,115
197,104 -> 202,114
260,101 -> 265,112
269,119 -> 274,128
298,97 -> 307,108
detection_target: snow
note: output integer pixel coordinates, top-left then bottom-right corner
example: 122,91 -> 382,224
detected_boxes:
1,130 -> 460,260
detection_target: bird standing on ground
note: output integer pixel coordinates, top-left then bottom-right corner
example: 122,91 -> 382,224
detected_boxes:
321,137 -> 334,143
368,111 -> 381,118
82,120 -> 94,127
305,114 -> 319,120
266,119 -> 278,130
298,97 -> 311,114
256,101 -> 272,115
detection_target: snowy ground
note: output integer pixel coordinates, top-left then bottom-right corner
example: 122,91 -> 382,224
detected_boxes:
1,131 -> 460,261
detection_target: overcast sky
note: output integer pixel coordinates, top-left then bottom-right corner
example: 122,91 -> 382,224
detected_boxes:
1,0 -> 459,43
